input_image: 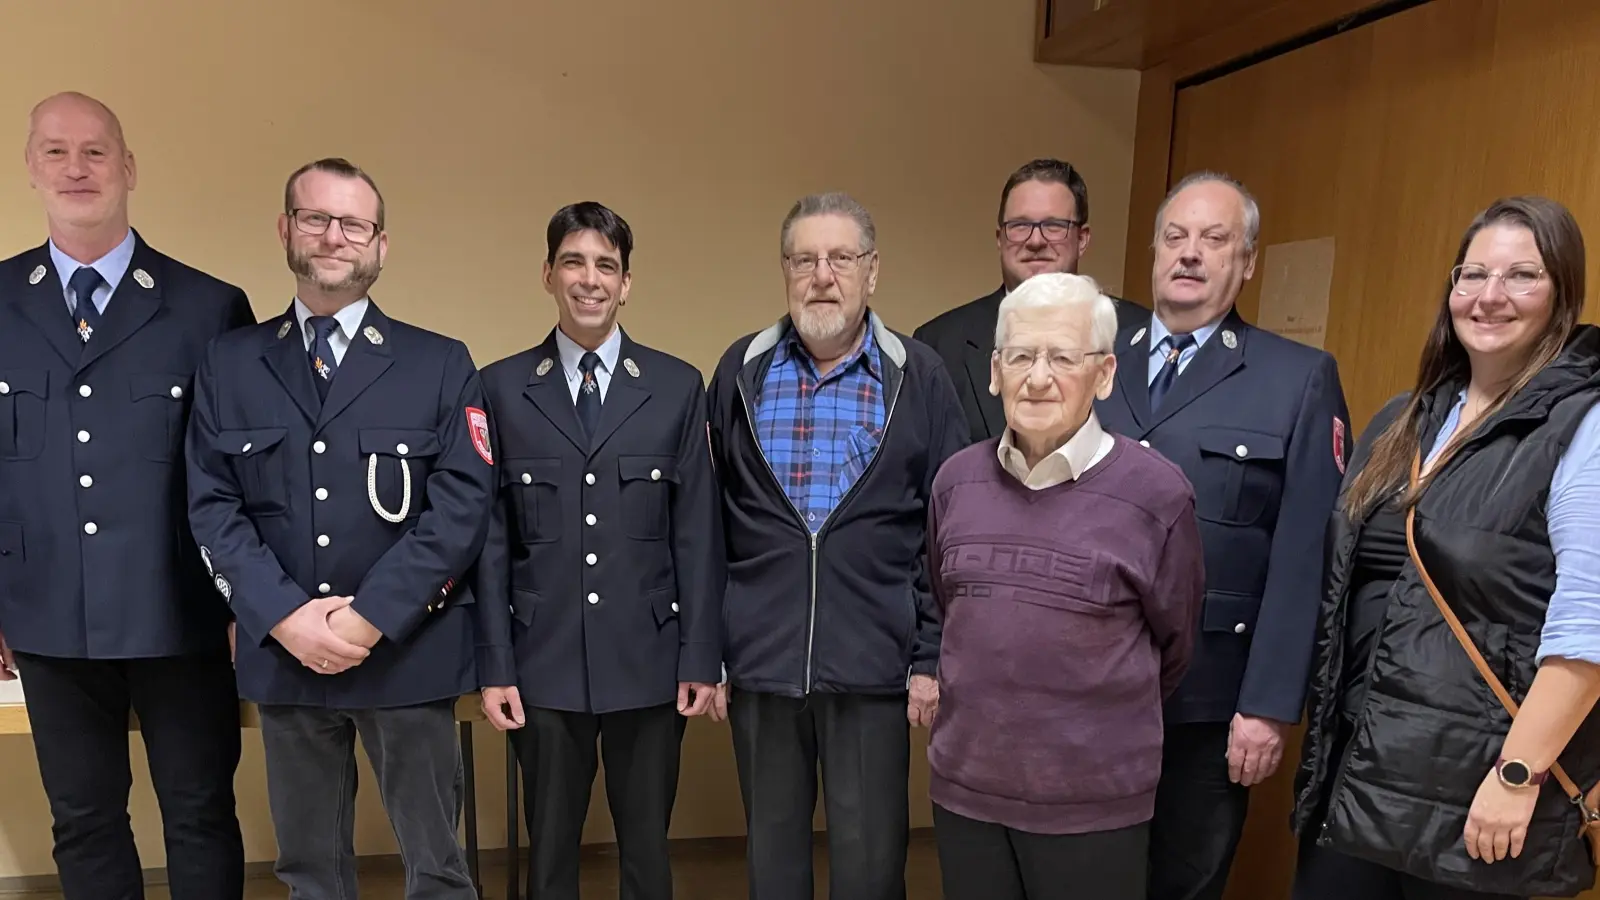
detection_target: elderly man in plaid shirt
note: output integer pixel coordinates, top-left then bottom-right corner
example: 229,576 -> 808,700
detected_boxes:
706,192 -> 970,900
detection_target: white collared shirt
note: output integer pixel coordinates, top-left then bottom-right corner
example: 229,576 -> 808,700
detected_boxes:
293,297 -> 369,366
554,326 -> 621,403
997,410 -> 1115,489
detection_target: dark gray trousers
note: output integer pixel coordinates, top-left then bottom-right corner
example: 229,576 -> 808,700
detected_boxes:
258,699 -> 475,900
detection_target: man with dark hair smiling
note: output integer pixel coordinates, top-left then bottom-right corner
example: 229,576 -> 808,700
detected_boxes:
475,201 -> 723,900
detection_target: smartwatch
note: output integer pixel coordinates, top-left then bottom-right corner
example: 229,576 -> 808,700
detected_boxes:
1496,757 -> 1549,789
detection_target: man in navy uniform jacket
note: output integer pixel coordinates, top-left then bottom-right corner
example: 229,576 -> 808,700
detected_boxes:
0,92 -> 253,900
475,201 -> 723,900
1094,172 -> 1351,900
185,158 -> 495,900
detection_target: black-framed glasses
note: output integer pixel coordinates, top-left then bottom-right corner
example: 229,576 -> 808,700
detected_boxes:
1451,263 -> 1545,297
289,208 -> 381,246
995,346 -> 1106,375
784,251 -> 874,276
1002,219 -> 1081,244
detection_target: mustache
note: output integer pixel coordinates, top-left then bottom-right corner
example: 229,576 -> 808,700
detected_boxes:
1169,265 -> 1207,281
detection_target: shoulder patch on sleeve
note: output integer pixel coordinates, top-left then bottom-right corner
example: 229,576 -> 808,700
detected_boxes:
1333,416 -> 1347,475
466,407 -> 493,465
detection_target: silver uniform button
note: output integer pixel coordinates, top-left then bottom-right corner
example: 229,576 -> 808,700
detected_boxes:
78,385 -> 92,398
170,386 -> 183,399
317,535 -> 330,547
242,443 -> 252,453
0,382 -> 8,394
1139,440 -> 1150,447
586,553 -> 597,565
521,473 -> 532,485
79,475 -> 93,488
84,522 -> 98,535
314,440 -> 326,454
585,514 -> 596,526
650,468 -> 661,481
1235,444 -> 1249,458
587,592 -> 599,605
671,602 -> 680,613
318,583 -> 331,594
397,443 -> 409,456
1234,622 -> 1247,634
316,488 -> 329,501
77,430 -> 90,443
585,473 -> 596,485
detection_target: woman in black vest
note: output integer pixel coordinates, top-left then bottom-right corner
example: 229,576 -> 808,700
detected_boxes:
1290,196 -> 1600,899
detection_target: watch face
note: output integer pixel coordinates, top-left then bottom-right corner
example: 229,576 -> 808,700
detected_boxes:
1502,760 -> 1531,785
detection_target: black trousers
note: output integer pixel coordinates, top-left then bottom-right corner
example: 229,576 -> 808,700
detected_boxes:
1292,828 -> 1524,900
14,651 -> 244,900
512,703 -> 687,900
729,690 -> 910,900
1147,721 -> 1251,900
933,804 -> 1148,900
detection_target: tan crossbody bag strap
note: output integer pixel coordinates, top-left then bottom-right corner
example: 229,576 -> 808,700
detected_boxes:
1404,452 -> 1600,836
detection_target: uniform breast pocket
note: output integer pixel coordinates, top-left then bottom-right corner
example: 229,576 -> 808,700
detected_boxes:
218,428 -> 290,516
0,370 -> 49,462
128,373 -> 192,462
504,458 -> 561,543
1195,428 -> 1285,526
619,455 -> 678,541
358,429 -> 442,523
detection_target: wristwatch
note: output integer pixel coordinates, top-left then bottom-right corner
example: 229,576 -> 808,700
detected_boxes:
1496,757 -> 1549,789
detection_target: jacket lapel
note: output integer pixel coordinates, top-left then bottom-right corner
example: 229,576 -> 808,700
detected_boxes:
316,301 -> 394,429
11,245 -> 82,368
1145,308 -> 1248,430
77,235 -> 164,373
261,306 -> 323,425
586,330 -> 651,457
1112,319 -> 1154,432
522,330 -> 589,453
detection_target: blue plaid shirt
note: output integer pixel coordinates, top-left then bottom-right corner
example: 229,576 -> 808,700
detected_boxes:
754,323 -> 886,532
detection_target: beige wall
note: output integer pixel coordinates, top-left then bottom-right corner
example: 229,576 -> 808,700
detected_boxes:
0,0 -> 1139,880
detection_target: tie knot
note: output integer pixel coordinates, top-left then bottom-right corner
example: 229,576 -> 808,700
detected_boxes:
68,266 -> 103,302
308,316 -> 340,341
579,352 -> 602,375
1164,333 -> 1195,351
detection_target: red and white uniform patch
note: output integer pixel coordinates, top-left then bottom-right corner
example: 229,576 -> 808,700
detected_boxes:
1333,416 -> 1347,475
466,407 -> 493,465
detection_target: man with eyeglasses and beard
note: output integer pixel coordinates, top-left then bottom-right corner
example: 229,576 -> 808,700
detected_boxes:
186,157 -> 497,900
915,159 -> 1148,444
707,192 -> 969,900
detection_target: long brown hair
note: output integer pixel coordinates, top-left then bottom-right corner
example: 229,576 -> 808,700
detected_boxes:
1343,196 -> 1587,518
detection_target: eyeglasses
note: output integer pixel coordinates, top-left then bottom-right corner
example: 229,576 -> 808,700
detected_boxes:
289,208 -> 381,246
995,346 -> 1106,375
784,251 -> 873,276
1451,263 -> 1545,297
1002,219 -> 1081,244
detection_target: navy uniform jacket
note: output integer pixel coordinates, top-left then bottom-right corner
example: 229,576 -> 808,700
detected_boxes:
914,287 -> 1149,443
1095,307 -> 1350,725
0,234 -> 254,659
185,301 -> 496,708
474,329 -> 723,715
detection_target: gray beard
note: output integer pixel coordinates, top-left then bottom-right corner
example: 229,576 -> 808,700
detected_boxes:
288,246 -> 380,295
795,303 -> 852,344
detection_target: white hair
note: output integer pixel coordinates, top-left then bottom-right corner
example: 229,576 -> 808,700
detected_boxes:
1153,171 -> 1261,252
993,272 -> 1118,354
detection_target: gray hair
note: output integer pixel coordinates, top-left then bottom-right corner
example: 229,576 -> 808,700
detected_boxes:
780,192 -> 876,255
1153,171 -> 1261,252
994,272 -> 1118,355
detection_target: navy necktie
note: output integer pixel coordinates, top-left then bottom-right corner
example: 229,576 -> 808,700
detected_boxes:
576,352 -> 603,441
69,267 -> 104,345
307,316 -> 340,400
1149,333 -> 1196,411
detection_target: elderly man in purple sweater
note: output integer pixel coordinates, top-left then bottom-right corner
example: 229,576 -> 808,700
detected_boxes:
925,271 -> 1206,900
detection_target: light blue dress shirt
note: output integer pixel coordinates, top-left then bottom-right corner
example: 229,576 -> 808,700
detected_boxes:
1146,314 -> 1225,384
555,326 -> 621,404
292,297 -> 369,366
50,228 -> 135,316
1426,392 -> 1600,666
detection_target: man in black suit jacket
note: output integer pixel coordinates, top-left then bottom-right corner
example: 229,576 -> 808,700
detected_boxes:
1095,172 -> 1351,900
475,202 -> 723,900
0,92 -> 254,900
914,159 -> 1148,442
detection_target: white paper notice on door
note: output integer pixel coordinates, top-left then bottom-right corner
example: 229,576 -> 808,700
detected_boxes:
1257,237 -> 1335,350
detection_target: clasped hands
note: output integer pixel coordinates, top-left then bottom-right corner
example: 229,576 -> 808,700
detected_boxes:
270,595 -> 381,675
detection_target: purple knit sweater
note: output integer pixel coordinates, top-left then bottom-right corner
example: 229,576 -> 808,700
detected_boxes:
926,434 -> 1205,835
